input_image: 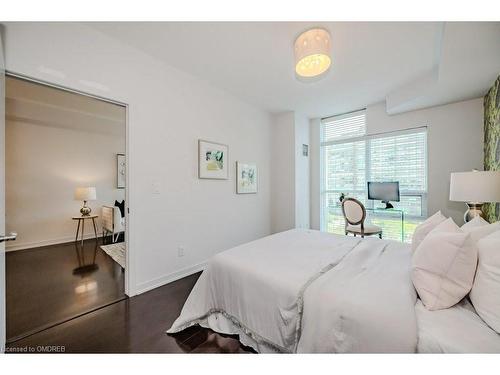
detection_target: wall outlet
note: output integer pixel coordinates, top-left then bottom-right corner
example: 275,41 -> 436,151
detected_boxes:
177,247 -> 185,257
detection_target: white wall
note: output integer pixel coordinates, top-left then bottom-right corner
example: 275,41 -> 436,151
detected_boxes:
5,119 -> 125,251
294,113 -> 310,229
2,23 -> 272,295
270,111 -> 310,233
309,118 -> 321,230
310,98 -> 484,228
271,112 -> 295,233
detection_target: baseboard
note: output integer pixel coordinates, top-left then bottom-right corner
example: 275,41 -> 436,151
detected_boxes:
6,233 -> 101,252
132,261 -> 207,296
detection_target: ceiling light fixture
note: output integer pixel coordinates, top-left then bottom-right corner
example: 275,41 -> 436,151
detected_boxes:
294,28 -> 331,80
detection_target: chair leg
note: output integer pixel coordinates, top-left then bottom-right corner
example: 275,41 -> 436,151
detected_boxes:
379,233 -> 382,239
354,233 -> 357,237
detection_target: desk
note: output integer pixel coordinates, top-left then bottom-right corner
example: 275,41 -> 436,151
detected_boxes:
72,215 -> 99,247
330,205 -> 407,241
365,208 -> 405,241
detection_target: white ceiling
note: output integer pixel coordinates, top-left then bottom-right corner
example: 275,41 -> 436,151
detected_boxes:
6,76 -> 126,135
89,22 -> 500,118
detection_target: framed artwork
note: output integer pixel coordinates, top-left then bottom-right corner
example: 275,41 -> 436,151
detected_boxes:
236,162 -> 257,194
198,140 -> 228,179
117,153 -> 126,188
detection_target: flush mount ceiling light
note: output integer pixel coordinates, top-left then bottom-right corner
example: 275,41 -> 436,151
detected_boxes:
294,28 -> 331,80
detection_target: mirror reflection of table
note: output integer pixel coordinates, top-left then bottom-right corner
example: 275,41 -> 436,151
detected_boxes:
73,242 -> 99,275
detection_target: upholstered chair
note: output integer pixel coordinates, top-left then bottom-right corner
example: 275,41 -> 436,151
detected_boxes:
341,198 -> 382,239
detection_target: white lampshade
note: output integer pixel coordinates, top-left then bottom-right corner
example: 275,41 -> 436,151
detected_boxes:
294,28 -> 331,78
74,187 -> 97,201
450,171 -> 500,203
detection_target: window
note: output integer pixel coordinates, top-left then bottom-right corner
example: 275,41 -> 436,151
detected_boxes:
322,110 -> 366,142
320,110 -> 427,242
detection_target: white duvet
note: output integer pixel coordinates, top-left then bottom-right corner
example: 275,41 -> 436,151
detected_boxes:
416,299 -> 500,353
168,229 -> 417,353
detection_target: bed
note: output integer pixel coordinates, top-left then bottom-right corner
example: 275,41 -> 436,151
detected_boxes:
416,299 -> 500,353
167,229 -> 500,353
168,229 -> 417,352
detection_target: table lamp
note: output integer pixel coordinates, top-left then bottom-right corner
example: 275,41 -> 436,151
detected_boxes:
74,187 -> 97,216
449,170 -> 500,223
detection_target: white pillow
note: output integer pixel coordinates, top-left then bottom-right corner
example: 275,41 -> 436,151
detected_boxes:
470,230 -> 500,333
411,211 -> 446,252
431,217 -> 460,233
412,218 -> 477,310
462,220 -> 500,246
461,216 -> 489,231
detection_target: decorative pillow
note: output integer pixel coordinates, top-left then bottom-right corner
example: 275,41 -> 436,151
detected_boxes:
431,217 -> 460,233
411,211 -> 446,252
412,218 -> 477,310
461,216 -> 489,231
470,230 -> 500,333
462,220 -> 500,246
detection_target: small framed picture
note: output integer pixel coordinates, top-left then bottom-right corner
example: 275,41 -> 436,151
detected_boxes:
198,140 -> 228,179
117,153 -> 126,188
302,144 -> 309,157
236,162 -> 257,194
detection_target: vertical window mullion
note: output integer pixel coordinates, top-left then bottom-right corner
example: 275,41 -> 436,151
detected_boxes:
365,138 -> 372,209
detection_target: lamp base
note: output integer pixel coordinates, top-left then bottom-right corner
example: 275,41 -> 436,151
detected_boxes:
80,201 -> 92,216
464,203 -> 485,223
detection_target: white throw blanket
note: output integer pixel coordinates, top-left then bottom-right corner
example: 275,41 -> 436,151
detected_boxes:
168,229 -> 417,353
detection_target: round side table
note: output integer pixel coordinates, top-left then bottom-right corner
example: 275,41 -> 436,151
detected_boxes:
72,215 -> 99,247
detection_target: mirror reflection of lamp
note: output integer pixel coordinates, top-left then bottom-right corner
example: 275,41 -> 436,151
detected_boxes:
74,187 -> 97,216
75,280 -> 98,294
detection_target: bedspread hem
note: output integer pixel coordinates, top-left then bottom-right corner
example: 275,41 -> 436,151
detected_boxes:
166,308 -> 288,353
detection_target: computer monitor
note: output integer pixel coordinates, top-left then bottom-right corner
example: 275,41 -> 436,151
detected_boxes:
367,182 -> 400,209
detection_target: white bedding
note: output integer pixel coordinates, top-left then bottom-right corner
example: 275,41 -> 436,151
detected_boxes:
298,234 -> 417,352
416,299 -> 500,353
168,229 -> 417,353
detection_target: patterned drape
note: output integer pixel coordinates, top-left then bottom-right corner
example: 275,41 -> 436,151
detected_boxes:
484,75 -> 500,223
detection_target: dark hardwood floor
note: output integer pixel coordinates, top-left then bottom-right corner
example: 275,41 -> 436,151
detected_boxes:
6,237 -> 126,342
6,271 -> 255,353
